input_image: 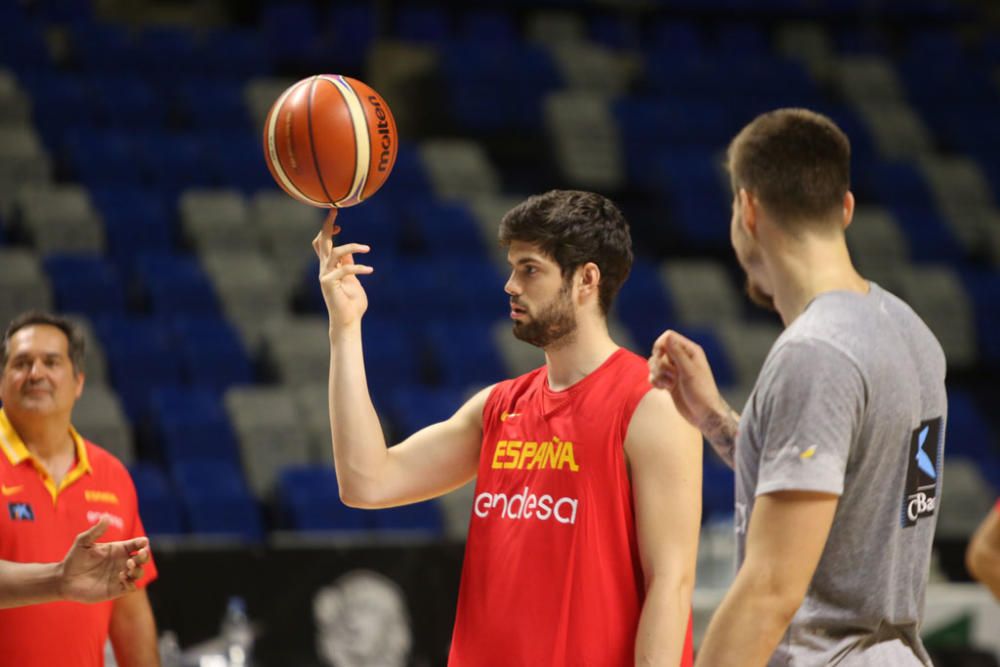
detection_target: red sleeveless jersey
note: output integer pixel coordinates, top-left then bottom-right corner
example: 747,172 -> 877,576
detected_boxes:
449,348 -> 694,666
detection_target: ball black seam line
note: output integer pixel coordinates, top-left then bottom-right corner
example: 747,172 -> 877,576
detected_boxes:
307,75 -> 336,205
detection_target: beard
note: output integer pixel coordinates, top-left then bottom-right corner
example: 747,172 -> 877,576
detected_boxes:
511,283 -> 578,349
744,276 -> 776,312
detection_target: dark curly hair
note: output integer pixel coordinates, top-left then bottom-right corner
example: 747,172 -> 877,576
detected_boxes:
498,190 -> 633,315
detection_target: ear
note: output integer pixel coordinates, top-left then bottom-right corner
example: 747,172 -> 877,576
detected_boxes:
74,371 -> 85,399
841,191 -> 856,230
738,188 -> 759,239
577,262 -> 601,302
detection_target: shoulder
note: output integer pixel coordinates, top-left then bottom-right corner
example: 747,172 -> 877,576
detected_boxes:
83,441 -> 137,490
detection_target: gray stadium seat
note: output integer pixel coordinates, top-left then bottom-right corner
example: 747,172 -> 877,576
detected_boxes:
261,316 -> 330,385
847,206 -> 911,276
14,185 -> 104,254
918,156 -> 998,252
715,321 -> 783,388
545,91 -> 624,189
178,188 -> 255,253
201,250 -> 287,353
776,22 -> 834,76
243,77 -> 296,133
73,385 -> 134,465
855,102 -> 934,160
937,458 -> 997,540
897,265 -> 977,368
293,383 -> 397,467
420,140 -> 501,200
67,315 -> 109,387
492,319 -> 545,378
224,386 -> 312,498
251,191 -> 324,302
0,132 -> 51,216
660,260 -> 744,325
547,43 -> 638,95
0,69 -> 32,125
0,248 -> 53,327
526,11 -> 586,44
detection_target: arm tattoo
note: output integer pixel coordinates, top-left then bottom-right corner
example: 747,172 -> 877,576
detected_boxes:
701,401 -> 740,469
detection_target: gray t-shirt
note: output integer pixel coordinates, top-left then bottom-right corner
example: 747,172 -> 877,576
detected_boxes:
735,282 -> 947,667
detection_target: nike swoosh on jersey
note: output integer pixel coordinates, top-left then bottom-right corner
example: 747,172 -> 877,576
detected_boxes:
1,485 -> 24,496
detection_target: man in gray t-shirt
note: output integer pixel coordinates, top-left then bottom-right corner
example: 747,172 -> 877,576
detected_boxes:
648,109 -> 947,666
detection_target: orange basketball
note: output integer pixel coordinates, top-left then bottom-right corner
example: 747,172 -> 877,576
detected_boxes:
262,74 -> 398,208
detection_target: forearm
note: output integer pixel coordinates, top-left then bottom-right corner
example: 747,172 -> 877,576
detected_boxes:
635,577 -> 693,667
110,592 -> 160,667
0,561 -> 62,609
698,399 -> 739,469
968,543 -> 1000,600
328,326 -> 392,504
694,574 -> 796,667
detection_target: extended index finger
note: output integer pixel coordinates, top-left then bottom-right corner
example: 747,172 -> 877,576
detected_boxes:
312,209 -> 342,256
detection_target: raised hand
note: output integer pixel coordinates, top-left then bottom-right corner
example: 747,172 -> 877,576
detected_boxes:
648,330 -> 738,467
311,210 -> 374,330
59,516 -> 150,604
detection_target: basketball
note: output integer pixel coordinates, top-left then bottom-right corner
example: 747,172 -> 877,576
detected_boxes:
262,74 -> 398,208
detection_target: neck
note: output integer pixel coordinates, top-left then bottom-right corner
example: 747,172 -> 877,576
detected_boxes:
543,317 -> 620,391
765,234 -> 869,326
6,411 -> 74,462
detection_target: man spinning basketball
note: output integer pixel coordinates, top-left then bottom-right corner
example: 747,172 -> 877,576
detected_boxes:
314,190 -> 701,666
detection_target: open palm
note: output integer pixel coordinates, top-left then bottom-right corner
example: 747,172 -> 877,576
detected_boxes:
61,517 -> 149,603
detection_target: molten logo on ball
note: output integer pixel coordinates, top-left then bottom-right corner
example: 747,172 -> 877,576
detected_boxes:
263,74 -> 398,208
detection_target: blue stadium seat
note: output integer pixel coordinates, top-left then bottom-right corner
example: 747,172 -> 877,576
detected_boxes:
714,23 -> 769,57
136,132 -> 214,196
71,23 -> 135,74
135,27 -> 199,81
404,201 -> 487,257
615,258 -> 676,352
424,318 -> 507,390
387,258 -> 506,321
371,500 -> 444,535
128,463 -> 186,535
702,457 -> 735,521
395,6 -> 451,43
356,315 -> 424,396
389,387 -> 465,438
381,143 -> 431,195
172,460 -> 263,541
197,28 -> 273,78
946,390 -> 997,463
89,186 -> 176,265
170,317 -> 254,391
646,20 -> 704,58
887,205 -> 963,263
459,9 -> 517,44
63,129 -> 143,188
149,386 -> 242,466
206,133 -> 274,193
326,5 -> 377,70
93,316 -> 184,421
89,75 -> 167,129
260,3 -> 322,66
685,327 -> 736,390
174,79 -> 252,131
22,74 -> 99,145
277,465 -> 368,532
961,270 -> 1000,364
43,254 -> 127,318
654,152 -> 732,251
132,253 -> 220,316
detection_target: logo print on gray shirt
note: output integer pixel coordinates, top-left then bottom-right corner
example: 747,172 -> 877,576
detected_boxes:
901,417 -> 942,528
